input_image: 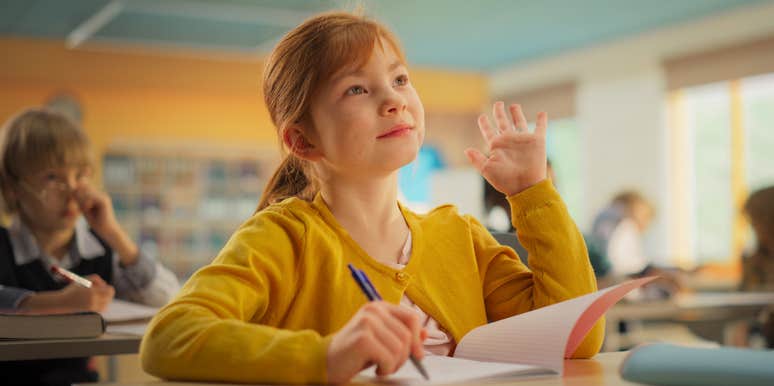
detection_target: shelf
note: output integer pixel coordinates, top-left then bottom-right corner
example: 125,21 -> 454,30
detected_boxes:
103,146 -> 276,278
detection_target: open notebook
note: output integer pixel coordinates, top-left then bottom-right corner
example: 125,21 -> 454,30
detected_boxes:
357,277 -> 654,385
101,299 -> 159,324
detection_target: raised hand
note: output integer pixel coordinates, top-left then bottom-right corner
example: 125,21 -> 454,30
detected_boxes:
464,102 -> 548,196
326,301 -> 426,383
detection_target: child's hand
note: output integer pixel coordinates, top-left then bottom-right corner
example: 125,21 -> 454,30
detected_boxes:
465,102 -> 547,196
74,183 -> 120,238
74,183 -> 139,264
58,274 -> 115,312
327,301 -> 426,383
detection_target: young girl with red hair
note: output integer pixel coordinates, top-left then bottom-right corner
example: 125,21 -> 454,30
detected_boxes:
141,11 -> 603,384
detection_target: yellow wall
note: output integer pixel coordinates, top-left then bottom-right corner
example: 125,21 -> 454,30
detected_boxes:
0,37 -> 488,173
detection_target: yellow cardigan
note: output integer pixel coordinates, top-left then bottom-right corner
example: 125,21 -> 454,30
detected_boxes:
140,180 -> 603,384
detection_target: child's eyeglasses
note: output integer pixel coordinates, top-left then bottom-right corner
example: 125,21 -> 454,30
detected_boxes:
18,177 -> 88,201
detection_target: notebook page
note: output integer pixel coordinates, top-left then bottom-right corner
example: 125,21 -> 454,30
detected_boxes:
454,277 -> 654,375
355,355 -> 550,385
101,299 -> 159,324
564,277 -> 655,356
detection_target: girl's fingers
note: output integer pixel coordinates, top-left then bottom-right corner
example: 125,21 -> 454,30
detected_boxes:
477,114 -> 497,142
493,101 -> 510,133
509,104 -> 529,132
534,111 -> 548,137
387,306 -> 424,358
362,328 -> 401,376
371,316 -> 410,367
464,148 -> 487,173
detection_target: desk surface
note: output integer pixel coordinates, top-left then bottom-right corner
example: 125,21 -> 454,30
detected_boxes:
604,291 -> 774,351
78,352 -> 635,386
608,291 -> 774,320
0,327 -> 144,361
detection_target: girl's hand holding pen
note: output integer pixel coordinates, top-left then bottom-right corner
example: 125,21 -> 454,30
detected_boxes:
326,301 -> 427,383
465,102 -> 548,196
58,274 -> 115,312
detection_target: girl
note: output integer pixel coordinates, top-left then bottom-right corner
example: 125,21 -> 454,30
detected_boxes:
0,108 -> 179,385
140,11 -> 603,384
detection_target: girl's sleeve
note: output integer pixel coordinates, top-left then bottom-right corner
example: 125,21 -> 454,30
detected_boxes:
474,179 -> 604,358
140,209 -> 331,384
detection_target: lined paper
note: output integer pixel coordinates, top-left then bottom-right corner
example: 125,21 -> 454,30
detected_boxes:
356,355 -> 550,385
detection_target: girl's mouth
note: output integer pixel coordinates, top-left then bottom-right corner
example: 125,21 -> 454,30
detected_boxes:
377,124 -> 412,139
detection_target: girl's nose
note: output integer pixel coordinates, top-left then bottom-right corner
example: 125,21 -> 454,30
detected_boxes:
380,89 -> 407,116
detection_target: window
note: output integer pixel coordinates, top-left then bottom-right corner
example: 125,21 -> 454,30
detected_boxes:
546,118 -> 585,225
670,73 -> 774,265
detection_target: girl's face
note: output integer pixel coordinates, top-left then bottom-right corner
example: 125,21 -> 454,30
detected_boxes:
306,41 -> 425,179
14,165 -> 91,232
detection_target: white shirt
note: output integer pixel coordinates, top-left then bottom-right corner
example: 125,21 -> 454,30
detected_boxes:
0,217 -> 180,309
606,218 -> 649,276
390,232 -> 454,356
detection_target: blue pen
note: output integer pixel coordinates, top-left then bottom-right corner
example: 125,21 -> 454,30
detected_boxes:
347,264 -> 429,380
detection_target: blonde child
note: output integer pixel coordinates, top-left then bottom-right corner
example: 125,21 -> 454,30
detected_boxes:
140,11 -> 603,384
0,108 -> 179,385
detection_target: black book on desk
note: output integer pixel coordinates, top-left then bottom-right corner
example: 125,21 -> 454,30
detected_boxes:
0,311 -> 105,340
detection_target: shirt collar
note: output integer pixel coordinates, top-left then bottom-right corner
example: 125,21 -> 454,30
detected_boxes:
9,217 -> 106,266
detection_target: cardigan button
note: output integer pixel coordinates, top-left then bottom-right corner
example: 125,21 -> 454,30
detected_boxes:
395,272 -> 409,282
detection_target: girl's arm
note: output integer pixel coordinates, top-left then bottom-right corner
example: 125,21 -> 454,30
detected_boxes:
140,211 -> 327,384
472,180 -> 603,358
140,209 -> 422,384
465,102 -> 603,358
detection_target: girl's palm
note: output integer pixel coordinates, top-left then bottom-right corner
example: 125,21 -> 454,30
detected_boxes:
465,102 -> 548,196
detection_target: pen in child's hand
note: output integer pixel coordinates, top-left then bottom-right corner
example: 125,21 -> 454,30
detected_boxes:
347,264 -> 429,380
51,265 -> 93,288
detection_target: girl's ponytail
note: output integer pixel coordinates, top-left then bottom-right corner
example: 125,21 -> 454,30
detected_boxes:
256,154 -> 317,211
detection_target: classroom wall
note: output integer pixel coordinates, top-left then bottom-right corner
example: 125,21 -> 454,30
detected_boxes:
489,1 -> 774,264
0,37 -> 488,182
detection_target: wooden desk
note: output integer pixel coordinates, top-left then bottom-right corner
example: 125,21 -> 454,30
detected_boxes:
605,291 -> 774,350
78,352 -> 635,386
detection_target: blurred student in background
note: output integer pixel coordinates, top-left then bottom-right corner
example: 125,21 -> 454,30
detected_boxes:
589,191 -> 682,296
739,185 -> 774,347
589,191 -> 653,277
0,108 -> 179,386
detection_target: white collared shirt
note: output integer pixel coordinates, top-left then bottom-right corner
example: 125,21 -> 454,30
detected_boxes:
0,216 -> 180,309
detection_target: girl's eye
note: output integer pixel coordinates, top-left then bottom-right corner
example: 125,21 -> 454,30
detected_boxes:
394,74 -> 409,86
345,86 -> 366,96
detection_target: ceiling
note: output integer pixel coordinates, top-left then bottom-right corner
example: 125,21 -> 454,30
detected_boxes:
0,0 -> 769,71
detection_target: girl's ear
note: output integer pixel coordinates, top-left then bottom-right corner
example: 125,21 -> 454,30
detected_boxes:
1,184 -> 18,212
282,126 -> 322,161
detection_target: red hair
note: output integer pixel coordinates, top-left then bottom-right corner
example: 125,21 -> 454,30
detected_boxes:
257,11 -> 406,211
